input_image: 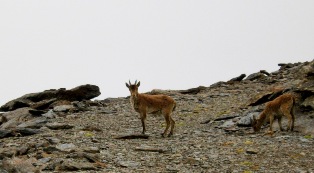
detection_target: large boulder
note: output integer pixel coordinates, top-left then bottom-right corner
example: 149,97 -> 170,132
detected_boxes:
0,84 -> 101,112
237,112 -> 260,127
178,86 -> 206,95
0,107 -> 45,130
228,74 -> 246,83
247,88 -> 289,106
245,72 -> 266,81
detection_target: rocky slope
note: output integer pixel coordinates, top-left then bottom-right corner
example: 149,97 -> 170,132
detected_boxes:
0,60 -> 314,172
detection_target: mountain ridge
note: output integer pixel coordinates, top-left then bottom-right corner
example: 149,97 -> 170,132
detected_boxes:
0,60 -> 314,172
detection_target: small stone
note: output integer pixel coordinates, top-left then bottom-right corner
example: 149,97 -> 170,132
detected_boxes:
118,161 -> 141,168
219,120 -> 235,128
38,157 -> 51,164
53,105 -> 74,112
166,165 -> 179,172
237,112 -> 260,127
83,146 -> 100,153
298,137 -> 310,143
201,164 -> 210,168
46,122 -> 74,130
42,110 -> 57,119
66,114 -> 78,119
17,117 -> 47,128
56,143 -> 77,152
43,146 -> 59,154
59,160 -> 97,171
246,149 -> 258,154
45,137 -> 61,144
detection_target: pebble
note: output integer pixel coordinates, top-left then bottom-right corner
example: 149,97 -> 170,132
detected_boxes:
118,161 -> 141,168
246,149 -> 258,154
56,143 -> 77,152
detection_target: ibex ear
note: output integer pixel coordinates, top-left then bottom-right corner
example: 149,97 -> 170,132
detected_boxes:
126,83 -> 130,88
137,81 -> 140,87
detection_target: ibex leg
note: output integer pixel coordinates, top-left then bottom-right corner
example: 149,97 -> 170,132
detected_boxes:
140,113 -> 147,134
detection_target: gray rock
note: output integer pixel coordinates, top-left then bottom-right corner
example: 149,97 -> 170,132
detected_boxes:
118,161 -> 141,168
237,112 -> 260,127
209,81 -> 226,88
72,101 -> 89,111
166,165 -> 180,172
45,137 -> 61,144
1,107 -> 33,122
0,147 -> 16,159
299,137 -> 311,143
219,120 -> 235,128
14,128 -> 42,136
53,105 -> 74,112
0,129 -> 11,138
83,147 -> 100,153
1,108 -> 45,130
228,74 -> 246,82
301,95 -> 314,110
42,109 -> 57,119
245,72 -> 266,81
0,84 -> 101,112
0,100 -> 30,112
178,86 -> 206,95
56,143 -> 77,152
46,122 -> 74,130
58,160 -> 97,171
38,157 -> 51,164
1,157 -> 39,173
246,149 -> 258,154
43,146 -> 60,154
17,117 -> 47,129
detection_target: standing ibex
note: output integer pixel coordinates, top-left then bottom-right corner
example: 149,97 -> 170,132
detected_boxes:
252,93 -> 296,134
126,80 -> 176,137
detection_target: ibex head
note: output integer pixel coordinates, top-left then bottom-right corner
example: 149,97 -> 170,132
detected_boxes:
251,115 -> 261,132
126,80 -> 141,97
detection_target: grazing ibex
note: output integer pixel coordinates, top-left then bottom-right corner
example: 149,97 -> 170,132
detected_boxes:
126,80 -> 176,137
252,93 -> 296,134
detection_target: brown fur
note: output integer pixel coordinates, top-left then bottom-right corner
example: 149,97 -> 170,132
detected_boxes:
252,93 -> 296,134
126,81 -> 176,137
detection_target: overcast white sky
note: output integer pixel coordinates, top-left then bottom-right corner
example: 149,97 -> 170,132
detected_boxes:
0,1 -> 313,106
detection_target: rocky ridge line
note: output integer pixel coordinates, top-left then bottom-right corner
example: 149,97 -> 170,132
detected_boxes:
0,60 -> 313,172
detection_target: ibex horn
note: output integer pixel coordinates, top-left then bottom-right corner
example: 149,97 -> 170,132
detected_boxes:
129,80 -> 131,85
135,80 -> 137,85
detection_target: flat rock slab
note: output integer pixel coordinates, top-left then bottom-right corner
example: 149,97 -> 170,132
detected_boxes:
118,161 -> 141,168
0,128 -> 42,139
46,122 -> 74,130
17,117 -> 48,129
134,147 -> 169,153
113,134 -> 149,139
246,149 -> 259,154
58,160 -> 97,171
0,129 -> 11,138
53,105 -> 74,112
56,143 -> 77,152
0,84 -> 101,112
